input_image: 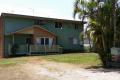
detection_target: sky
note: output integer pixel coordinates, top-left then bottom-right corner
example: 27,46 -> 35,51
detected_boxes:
0,0 -> 76,20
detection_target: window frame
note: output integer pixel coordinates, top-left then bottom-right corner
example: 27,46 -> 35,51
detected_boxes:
36,37 -> 51,45
68,37 -> 78,45
55,22 -> 63,29
73,38 -> 78,45
75,24 -> 79,30
34,19 -> 46,25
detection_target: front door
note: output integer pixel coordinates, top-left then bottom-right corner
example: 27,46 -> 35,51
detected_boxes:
26,38 -> 32,44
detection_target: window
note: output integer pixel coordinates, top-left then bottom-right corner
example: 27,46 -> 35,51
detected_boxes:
68,37 -> 78,45
34,19 -> 46,25
36,37 -> 51,45
45,38 -> 49,45
68,37 -> 73,44
75,24 -> 79,30
73,38 -> 78,45
55,22 -> 63,29
41,38 -> 45,45
26,38 -> 32,44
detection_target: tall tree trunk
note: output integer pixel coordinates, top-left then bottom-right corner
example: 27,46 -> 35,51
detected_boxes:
88,38 -> 92,52
112,0 -> 117,47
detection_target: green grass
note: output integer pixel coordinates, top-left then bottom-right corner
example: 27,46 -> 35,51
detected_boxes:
0,57 -> 28,67
0,53 -> 101,67
42,53 -> 101,66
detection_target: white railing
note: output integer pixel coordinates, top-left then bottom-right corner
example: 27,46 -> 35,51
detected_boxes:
29,45 -> 63,55
8,44 -> 63,56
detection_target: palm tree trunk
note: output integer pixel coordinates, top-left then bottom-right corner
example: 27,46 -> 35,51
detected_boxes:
112,0 -> 117,47
102,35 -> 106,53
88,38 -> 92,52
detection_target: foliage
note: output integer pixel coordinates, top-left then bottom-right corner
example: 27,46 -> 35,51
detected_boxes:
79,32 -> 84,41
0,58 -> 27,67
74,0 -> 120,67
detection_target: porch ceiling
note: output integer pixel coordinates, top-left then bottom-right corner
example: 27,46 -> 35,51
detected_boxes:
14,27 -> 34,34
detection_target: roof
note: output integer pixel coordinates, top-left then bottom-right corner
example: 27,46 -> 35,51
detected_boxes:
1,13 -> 86,24
8,25 -> 56,36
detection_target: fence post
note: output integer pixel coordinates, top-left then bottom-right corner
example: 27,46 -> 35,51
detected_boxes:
29,45 -> 31,56
8,44 -> 11,56
44,45 -> 46,55
59,47 -> 63,54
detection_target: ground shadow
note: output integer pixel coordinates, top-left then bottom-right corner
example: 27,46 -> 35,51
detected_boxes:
86,65 -> 120,73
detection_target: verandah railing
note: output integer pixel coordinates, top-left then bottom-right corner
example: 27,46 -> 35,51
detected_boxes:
8,44 -> 63,56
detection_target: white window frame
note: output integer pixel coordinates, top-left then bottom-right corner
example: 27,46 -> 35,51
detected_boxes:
36,37 -> 53,46
73,38 -> 78,45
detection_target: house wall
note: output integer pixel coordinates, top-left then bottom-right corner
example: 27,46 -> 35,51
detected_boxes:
43,20 -> 83,51
34,27 -> 56,38
3,16 -> 83,56
0,17 -> 4,58
3,17 -> 34,57
33,27 -> 56,44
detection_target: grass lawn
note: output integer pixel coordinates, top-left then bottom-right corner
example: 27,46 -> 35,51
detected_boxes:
42,53 -> 101,67
0,53 -> 101,67
0,57 -> 28,67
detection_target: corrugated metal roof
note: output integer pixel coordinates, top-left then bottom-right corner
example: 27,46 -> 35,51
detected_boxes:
1,13 -> 86,24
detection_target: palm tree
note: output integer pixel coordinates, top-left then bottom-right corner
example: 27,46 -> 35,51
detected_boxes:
74,0 -> 120,67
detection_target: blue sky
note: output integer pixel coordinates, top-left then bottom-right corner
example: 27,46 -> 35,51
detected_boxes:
0,0 -> 75,20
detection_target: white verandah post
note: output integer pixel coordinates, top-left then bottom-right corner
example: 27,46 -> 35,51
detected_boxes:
12,34 -> 15,44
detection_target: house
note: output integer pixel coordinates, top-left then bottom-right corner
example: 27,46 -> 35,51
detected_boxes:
0,13 -> 85,58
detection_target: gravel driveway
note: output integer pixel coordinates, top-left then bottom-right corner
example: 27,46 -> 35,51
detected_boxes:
0,60 -> 120,80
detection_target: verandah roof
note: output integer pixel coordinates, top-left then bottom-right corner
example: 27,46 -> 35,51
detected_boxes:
8,25 -> 56,36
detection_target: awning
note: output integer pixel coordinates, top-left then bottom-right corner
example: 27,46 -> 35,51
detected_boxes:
8,25 -> 56,36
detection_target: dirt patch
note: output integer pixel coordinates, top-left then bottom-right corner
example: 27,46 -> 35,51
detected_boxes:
0,63 -> 54,80
0,65 -> 31,80
0,60 -> 120,80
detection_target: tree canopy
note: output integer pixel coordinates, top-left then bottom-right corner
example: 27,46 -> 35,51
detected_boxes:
74,0 -> 120,67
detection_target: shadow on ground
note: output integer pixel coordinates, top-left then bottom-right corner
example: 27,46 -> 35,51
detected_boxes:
86,65 -> 120,73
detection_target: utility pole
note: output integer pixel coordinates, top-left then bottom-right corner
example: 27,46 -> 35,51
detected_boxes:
29,8 -> 34,16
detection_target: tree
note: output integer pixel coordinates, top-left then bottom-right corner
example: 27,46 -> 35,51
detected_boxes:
74,0 -> 119,67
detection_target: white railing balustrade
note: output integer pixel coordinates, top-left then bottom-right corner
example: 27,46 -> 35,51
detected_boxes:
8,44 -> 63,55
29,45 -> 62,54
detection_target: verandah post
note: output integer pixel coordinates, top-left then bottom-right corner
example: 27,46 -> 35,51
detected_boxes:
12,34 -> 15,44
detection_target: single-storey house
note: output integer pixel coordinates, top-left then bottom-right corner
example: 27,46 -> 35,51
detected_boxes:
0,13 -> 84,58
